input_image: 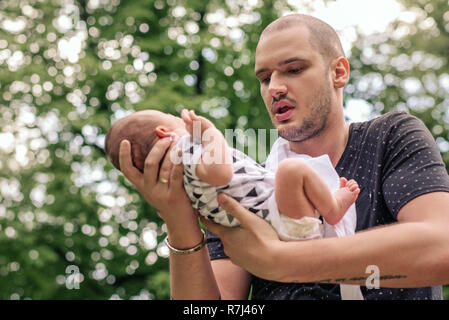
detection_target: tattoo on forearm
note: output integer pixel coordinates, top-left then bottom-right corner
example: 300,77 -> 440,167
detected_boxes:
291,265 -> 407,288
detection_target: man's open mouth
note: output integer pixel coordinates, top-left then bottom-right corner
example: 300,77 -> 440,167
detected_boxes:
275,106 -> 294,121
274,100 -> 295,121
276,106 -> 294,114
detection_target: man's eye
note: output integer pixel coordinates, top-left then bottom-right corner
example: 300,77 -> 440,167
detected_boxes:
289,68 -> 302,74
259,76 -> 270,84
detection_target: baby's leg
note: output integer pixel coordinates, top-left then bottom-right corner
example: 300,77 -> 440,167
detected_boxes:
275,159 -> 317,220
275,158 -> 359,225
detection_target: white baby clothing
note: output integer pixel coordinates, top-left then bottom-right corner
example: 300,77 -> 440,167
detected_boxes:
264,137 -> 358,239
265,137 -> 363,300
177,135 -> 321,240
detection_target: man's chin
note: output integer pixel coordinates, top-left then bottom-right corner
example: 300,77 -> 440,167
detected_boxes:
278,127 -> 304,142
277,126 -> 319,143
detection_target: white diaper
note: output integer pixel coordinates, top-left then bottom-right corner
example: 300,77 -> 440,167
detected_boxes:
264,192 -> 323,241
279,215 -> 323,240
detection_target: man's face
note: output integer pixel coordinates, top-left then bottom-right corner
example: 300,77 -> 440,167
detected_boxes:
255,26 -> 333,142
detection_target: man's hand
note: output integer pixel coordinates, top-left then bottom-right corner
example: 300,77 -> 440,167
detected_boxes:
119,137 -> 225,300
118,138 -> 197,227
201,193 -> 283,281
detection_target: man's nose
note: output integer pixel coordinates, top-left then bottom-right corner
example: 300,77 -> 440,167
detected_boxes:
268,72 -> 287,100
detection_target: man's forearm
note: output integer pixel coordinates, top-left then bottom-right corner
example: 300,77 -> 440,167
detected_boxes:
275,220 -> 449,288
166,223 -> 221,299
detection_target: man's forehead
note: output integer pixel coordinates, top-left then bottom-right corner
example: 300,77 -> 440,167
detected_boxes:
255,26 -> 315,70
256,25 -> 310,54
260,21 -> 309,38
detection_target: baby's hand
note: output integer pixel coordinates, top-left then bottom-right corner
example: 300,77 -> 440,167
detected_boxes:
181,109 -> 216,136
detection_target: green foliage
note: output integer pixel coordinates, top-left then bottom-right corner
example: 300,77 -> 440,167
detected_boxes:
0,0 -> 447,300
348,0 -> 449,166
0,0 -> 296,300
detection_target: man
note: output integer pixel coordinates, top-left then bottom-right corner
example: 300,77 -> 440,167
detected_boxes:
118,14 -> 449,299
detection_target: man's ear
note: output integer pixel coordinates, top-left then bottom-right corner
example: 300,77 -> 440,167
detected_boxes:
155,126 -> 172,138
331,56 -> 350,89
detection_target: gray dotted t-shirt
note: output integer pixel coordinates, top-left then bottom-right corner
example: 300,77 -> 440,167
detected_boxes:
206,111 -> 449,300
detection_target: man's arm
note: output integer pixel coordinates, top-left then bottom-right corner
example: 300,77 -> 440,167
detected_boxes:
203,192 -> 449,288
118,138 -> 227,299
211,259 -> 252,299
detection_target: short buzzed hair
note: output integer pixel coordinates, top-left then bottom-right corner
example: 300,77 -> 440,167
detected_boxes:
261,14 -> 345,65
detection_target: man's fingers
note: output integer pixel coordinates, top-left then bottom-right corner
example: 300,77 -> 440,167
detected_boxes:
200,216 -> 228,238
119,140 -> 143,190
217,193 -> 257,228
169,159 -> 184,189
158,142 -> 175,183
143,137 -> 172,185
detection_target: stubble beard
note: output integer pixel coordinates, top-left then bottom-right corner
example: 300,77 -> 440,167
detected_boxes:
276,79 -> 332,143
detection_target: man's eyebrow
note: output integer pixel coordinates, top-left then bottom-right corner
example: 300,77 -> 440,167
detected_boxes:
281,57 -> 309,65
255,57 -> 309,77
255,68 -> 269,77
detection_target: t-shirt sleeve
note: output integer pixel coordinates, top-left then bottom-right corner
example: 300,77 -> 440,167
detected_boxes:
381,112 -> 449,218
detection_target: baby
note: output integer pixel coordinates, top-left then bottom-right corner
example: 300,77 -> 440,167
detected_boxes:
105,109 -> 360,240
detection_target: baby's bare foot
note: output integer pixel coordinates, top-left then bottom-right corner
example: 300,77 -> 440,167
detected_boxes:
335,177 -> 360,214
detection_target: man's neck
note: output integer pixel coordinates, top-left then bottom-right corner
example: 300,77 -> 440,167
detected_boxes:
287,120 -> 350,167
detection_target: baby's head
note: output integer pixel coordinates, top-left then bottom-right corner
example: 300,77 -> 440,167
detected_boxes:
105,110 -> 187,172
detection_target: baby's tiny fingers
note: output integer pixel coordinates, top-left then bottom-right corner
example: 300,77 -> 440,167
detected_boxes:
181,109 -> 192,122
189,109 -> 199,120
